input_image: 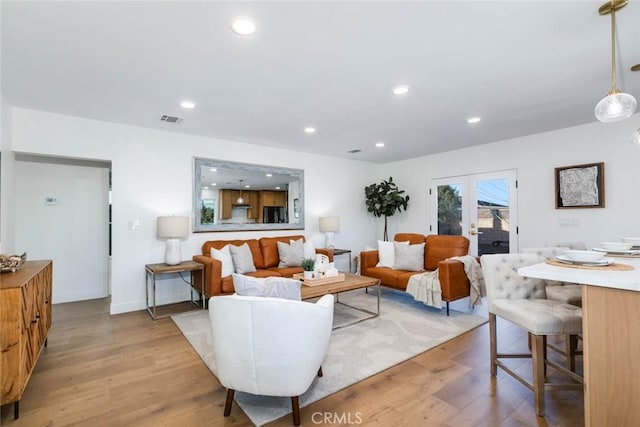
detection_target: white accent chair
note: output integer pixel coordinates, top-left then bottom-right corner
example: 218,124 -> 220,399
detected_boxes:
209,294 -> 334,426
480,254 -> 583,416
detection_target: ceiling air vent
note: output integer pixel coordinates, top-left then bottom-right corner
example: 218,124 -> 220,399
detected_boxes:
160,114 -> 183,124
347,149 -> 362,154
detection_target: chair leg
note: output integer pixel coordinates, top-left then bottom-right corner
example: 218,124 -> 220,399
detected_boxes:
446,301 -> 450,316
565,334 -> 578,372
318,366 -> 323,377
223,389 -> 235,417
531,334 -> 546,417
489,313 -> 497,376
291,396 -> 301,426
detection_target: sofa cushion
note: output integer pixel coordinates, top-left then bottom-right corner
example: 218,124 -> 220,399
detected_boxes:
364,266 -> 401,288
394,233 -> 426,245
232,273 -> 301,301
277,239 -> 304,267
229,243 -> 257,274
424,235 -> 470,271
211,245 -> 234,277
393,242 -> 425,271
266,266 -> 304,278
260,235 -> 306,268
376,240 -> 409,268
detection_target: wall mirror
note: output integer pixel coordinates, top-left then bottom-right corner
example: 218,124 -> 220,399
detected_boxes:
193,157 -> 305,232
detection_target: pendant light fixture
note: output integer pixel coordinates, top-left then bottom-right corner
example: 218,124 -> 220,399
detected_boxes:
594,0 -> 637,122
236,180 -> 245,204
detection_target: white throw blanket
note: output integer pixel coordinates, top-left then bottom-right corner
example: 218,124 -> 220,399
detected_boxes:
449,255 -> 486,308
406,255 -> 486,309
406,269 -> 442,309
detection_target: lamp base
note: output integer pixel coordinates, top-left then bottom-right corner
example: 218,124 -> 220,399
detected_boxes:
325,232 -> 335,249
165,239 -> 182,265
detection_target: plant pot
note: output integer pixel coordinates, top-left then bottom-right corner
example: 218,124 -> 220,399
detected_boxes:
303,270 -> 314,280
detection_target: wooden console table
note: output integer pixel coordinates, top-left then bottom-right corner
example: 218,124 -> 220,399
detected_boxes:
1,260 -> 53,419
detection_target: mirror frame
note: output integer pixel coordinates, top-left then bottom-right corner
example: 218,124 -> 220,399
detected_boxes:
193,157 -> 305,232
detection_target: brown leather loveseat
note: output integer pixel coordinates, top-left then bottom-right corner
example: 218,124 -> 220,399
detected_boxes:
193,235 -> 333,297
360,233 -> 471,315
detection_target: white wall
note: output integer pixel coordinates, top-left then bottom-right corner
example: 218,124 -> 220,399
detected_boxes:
0,96 -> 15,253
380,115 -> 640,250
10,107 -> 376,314
14,160 -> 109,303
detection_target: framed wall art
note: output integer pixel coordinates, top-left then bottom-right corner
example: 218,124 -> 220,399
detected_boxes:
555,162 -> 605,209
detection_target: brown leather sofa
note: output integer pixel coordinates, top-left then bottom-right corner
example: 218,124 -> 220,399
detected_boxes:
193,235 -> 333,297
360,233 -> 471,315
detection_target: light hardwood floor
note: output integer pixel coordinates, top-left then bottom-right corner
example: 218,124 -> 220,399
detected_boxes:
1,298 -> 584,426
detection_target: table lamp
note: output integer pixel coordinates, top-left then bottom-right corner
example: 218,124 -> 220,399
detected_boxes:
319,216 -> 339,249
157,216 -> 189,265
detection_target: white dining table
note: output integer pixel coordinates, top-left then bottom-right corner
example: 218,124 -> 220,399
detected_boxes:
518,256 -> 640,427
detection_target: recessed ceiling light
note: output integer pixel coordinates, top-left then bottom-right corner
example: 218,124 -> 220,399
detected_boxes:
275,186 -> 281,190
210,168 -> 217,172
231,17 -> 257,36
244,184 -> 250,188
467,117 -> 481,124
180,101 -> 195,109
392,85 -> 410,95
204,186 -> 209,190
375,142 -> 385,148
304,127 -> 316,134
266,173 -> 273,177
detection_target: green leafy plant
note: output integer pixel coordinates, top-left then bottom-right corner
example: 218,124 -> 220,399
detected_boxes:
364,177 -> 410,241
301,258 -> 315,271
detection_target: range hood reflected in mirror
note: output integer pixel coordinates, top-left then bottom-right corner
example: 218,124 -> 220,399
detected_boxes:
193,157 -> 304,232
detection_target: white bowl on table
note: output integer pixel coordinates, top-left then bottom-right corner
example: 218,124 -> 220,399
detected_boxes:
563,250 -> 606,262
601,242 -> 634,252
621,237 -> 640,246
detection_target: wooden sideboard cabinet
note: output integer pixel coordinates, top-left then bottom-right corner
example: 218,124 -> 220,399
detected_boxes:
1,260 -> 53,419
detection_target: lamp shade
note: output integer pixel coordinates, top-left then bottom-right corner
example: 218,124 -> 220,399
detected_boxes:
157,216 -> 189,238
319,216 -> 339,233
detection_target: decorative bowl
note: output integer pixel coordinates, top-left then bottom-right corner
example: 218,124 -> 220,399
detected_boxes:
0,252 -> 27,273
621,237 -> 640,246
601,242 -> 633,251
563,250 -> 605,262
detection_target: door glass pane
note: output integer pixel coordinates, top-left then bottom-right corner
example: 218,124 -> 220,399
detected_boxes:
476,179 -> 510,255
437,184 -> 462,235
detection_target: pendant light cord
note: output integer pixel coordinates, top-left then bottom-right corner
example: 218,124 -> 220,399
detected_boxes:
610,3 -> 617,93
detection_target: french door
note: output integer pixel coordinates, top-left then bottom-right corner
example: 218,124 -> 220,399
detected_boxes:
429,170 -> 518,256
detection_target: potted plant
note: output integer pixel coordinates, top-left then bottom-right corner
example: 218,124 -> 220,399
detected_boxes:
364,176 -> 410,241
301,258 -> 315,280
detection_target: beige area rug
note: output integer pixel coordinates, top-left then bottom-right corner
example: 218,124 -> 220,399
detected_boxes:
172,288 -> 487,426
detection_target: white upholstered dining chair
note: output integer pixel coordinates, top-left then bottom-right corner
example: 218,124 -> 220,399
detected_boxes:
209,294 -> 334,426
521,247 -> 583,307
480,253 -> 583,416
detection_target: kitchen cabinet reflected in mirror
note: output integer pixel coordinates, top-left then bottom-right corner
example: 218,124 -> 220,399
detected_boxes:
193,157 -> 304,232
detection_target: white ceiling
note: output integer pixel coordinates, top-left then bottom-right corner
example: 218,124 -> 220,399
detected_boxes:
2,1 -> 639,164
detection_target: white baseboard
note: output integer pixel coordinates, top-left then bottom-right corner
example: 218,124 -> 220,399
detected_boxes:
52,290 -> 108,304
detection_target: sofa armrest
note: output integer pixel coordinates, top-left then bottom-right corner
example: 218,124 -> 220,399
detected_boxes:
360,250 -> 379,276
316,248 -> 334,262
438,259 -> 470,301
193,255 -> 223,297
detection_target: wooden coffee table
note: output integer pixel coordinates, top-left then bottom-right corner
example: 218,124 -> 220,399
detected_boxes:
300,274 -> 381,329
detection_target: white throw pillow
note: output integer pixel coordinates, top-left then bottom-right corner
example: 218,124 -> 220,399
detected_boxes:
229,243 -> 257,274
303,240 -> 316,259
210,245 -> 235,277
232,273 -> 301,301
277,239 -> 305,267
393,242 -> 425,272
376,240 -> 409,268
